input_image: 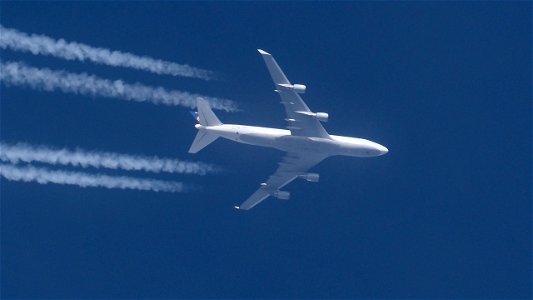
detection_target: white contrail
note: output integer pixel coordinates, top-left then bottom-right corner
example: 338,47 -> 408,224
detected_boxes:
0,163 -> 185,193
0,142 -> 218,175
0,61 -> 238,112
0,25 -> 217,80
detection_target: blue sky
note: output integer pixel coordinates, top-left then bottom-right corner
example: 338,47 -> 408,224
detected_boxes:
1,2 -> 531,298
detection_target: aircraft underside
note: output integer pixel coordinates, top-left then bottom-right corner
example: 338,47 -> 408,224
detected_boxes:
188,49 -> 388,210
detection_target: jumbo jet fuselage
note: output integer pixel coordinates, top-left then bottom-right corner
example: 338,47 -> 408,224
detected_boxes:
195,123 -> 388,158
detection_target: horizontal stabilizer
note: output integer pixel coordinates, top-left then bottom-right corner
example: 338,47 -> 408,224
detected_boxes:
188,130 -> 218,154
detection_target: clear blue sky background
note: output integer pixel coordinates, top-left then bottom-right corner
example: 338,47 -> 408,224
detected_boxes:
1,2 -> 531,299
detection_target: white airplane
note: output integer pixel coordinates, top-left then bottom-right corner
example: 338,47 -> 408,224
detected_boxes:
189,49 -> 388,210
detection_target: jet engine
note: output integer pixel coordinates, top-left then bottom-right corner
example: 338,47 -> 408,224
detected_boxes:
273,190 -> 290,200
314,112 -> 329,122
299,173 -> 320,182
295,111 -> 329,122
278,83 -> 306,94
291,84 -> 306,94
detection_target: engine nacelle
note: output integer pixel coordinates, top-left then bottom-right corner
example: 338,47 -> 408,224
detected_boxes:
314,112 -> 329,122
292,84 -> 306,94
278,83 -> 306,94
272,190 -> 290,200
300,173 -> 320,182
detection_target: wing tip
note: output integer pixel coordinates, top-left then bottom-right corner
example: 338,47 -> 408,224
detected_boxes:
234,206 -> 240,210
257,49 -> 271,56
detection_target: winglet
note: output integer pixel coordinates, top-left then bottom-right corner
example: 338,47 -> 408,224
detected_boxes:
234,206 -> 240,210
257,49 -> 290,85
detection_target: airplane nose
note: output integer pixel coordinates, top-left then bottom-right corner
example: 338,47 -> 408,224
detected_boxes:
377,145 -> 388,155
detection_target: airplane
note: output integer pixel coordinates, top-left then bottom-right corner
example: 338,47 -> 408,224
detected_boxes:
188,49 -> 388,210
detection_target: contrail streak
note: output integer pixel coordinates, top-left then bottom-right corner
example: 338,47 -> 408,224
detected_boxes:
0,61 -> 238,112
0,142 -> 218,175
0,25 -> 217,80
0,163 -> 185,193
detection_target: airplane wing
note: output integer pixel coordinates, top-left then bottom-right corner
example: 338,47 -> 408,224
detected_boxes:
236,152 -> 327,210
258,49 -> 330,139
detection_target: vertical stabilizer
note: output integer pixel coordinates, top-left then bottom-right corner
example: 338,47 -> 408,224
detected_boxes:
196,98 -> 221,126
188,98 -> 222,154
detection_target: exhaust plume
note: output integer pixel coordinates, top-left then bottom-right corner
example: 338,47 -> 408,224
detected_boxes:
0,61 -> 238,112
0,163 -> 185,193
0,25 -> 217,80
0,142 -> 218,175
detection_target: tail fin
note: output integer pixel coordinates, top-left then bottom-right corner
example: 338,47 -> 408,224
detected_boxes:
188,98 -> 222,154
196,98 -> 221,126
